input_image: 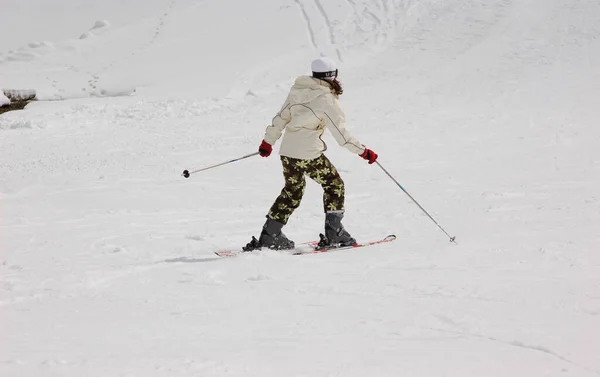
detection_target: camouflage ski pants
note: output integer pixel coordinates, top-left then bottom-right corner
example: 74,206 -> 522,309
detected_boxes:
268,155 -> 345,225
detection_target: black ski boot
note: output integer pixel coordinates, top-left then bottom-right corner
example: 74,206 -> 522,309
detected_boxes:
317,211 -> 356,249
243,217 -> 295,251
259,217 -> 295,250
242,236 -> 262,252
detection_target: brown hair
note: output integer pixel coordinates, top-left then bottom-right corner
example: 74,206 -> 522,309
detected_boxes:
327,78 -> 343,97
315,77 -> 344,97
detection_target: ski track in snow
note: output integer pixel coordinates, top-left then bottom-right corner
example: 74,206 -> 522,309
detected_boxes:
313,0 -> 344,61
294,0 -> 320,51
431,326 -> 600,376
336,0 -> 404,56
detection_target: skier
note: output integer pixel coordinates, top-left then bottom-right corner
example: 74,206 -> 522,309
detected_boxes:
243,57 -> 378,251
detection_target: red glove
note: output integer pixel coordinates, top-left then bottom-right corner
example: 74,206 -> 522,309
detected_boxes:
360,148 -> 378,164
259,140 -> 272,157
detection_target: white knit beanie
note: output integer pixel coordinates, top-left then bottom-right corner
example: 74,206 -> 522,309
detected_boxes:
311,57 -> 338,80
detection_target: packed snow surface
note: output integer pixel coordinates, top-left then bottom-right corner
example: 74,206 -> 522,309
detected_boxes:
1,0 -> 599,376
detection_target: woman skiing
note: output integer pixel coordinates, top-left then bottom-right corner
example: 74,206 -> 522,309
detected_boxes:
244,57 -> 378,251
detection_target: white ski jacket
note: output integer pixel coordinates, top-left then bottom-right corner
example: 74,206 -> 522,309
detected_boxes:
264,76 -> 366,160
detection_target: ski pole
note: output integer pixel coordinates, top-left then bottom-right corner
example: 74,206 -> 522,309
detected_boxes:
182,152 -> 260,178
375,161 -> 457,244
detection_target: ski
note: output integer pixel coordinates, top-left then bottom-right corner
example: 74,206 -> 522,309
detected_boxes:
292,234 -> 396,255
213,239 -> 315,258
214,235 -> 396,258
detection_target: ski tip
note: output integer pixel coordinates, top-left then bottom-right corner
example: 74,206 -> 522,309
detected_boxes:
214,250 -> 237,257
385,235 -> 397,241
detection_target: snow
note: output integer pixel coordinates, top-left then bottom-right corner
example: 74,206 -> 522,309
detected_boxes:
1,0 -> 600,376
0,91 -> 9,106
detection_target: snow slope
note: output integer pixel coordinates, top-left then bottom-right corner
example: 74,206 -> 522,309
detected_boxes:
1,0 -> 600,376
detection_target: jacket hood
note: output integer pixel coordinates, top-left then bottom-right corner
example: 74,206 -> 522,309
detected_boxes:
289,76 -> 333,103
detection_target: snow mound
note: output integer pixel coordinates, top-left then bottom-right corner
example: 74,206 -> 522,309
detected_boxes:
79,32 -> 94,40
1,42 -> 55,63
0,91 -> 9,106
80,20 -> 111,39
91,20 -> 110,30
28,41 -> 54,49
5,50 -> 41,61
0,106 -> 47,130
0,118 -> 37,130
